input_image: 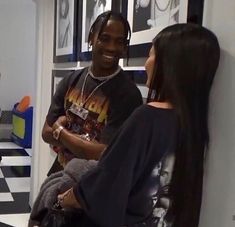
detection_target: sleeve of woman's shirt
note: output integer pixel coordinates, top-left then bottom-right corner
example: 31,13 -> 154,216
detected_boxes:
73,106 -> 150,227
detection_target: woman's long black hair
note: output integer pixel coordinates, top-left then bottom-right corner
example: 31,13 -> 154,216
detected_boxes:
147,23 -> 220,227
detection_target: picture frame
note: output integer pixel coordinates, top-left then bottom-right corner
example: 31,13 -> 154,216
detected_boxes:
120,0 -> 204,58
124,69 -> 148,103
79,0 -> 119,61
124,69 -> 147,85
51,70 -> 74,99
53,0 -> 81,63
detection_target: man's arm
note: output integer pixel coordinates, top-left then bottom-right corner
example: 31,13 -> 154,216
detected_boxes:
51,116 -> 107,160
41,70 -> 81,147
41,120 -> 62,147
59,129 -> 106,160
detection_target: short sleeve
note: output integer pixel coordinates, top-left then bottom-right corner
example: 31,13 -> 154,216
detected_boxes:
46,71 -> 80,126
73,106 -> 149,227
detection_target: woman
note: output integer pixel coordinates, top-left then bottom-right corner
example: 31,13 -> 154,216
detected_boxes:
58,23 -> 220,227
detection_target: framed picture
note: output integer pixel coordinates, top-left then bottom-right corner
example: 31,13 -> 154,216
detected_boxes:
124,69 -> 148,103
53,0 -> 81,63
51,70 -> 74,99
124,69 -> 147,84
79,0 -> 117,61
121,0 -> 204,58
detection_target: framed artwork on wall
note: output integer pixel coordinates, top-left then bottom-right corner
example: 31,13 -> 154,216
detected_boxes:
120,0 -> 204,58
53,0 -> 82,63
79,0 -> 118,61
51,70 -> 74,99
124,69 -> 148,102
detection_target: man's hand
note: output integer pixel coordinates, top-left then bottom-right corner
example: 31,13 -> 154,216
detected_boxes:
52,115 -> 67,130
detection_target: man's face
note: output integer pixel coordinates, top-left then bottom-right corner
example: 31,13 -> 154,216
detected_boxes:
90,18 -> 127,76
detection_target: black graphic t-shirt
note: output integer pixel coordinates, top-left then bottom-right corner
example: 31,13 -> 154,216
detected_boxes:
46,67 -> 143,151
63,69 -> 112,142
74,105 -> 179,227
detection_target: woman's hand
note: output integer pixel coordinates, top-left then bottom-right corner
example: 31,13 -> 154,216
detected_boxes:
58,188 -> 81,209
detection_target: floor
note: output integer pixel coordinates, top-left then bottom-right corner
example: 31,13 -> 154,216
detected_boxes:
0,142 -> 31,227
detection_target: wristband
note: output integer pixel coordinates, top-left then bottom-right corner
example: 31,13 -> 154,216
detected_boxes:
53,125 -> 64,140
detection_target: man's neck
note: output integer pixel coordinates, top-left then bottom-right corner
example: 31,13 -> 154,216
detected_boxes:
89,66 -> 121,79
90,65 -> 118,77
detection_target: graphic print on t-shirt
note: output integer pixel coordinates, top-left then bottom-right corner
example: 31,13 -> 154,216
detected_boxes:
64,81 -> 109,142
142,152 -> 175,226
152,152 -> 175,227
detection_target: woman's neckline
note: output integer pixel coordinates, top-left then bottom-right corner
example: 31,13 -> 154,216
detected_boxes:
147,101 -> 173,110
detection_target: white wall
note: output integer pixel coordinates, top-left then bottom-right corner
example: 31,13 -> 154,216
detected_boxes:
199,0 -> 235,227
29,0 -> 56,206
0,0 -> 36,110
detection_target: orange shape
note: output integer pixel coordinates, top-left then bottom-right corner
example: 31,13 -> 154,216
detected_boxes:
16,96 -> 30,112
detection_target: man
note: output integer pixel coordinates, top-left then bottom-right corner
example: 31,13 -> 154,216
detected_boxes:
42,11 -> 143,175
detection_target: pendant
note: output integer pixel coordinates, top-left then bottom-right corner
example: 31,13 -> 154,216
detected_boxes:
68,103 -> 89,120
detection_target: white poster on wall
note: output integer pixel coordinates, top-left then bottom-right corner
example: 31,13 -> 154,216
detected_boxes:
128,0 -> 188,45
